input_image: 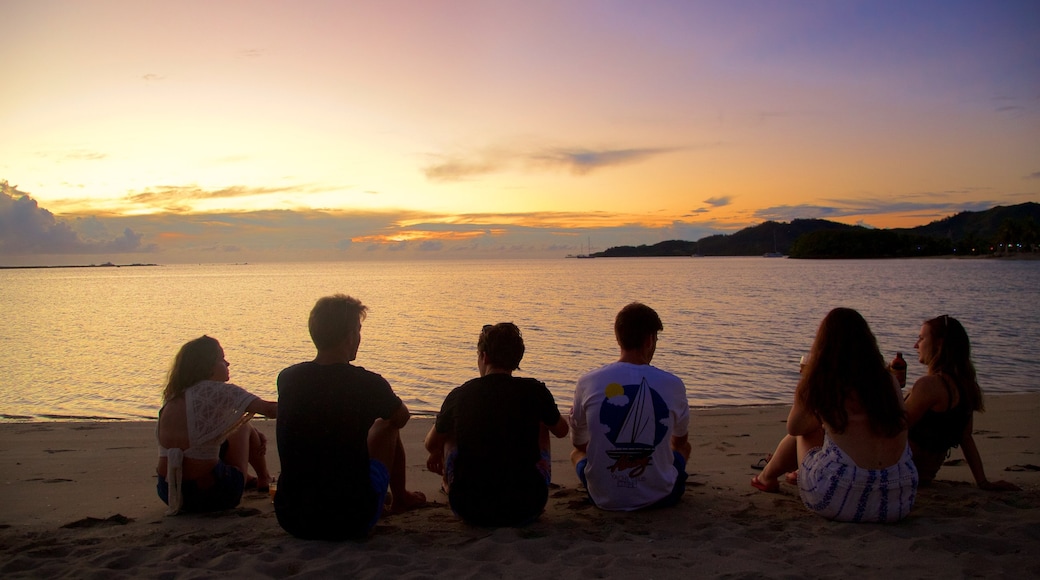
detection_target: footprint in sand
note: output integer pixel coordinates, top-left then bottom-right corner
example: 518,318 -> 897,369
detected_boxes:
61,514 -> 132,528
1005,464 -> 1040,472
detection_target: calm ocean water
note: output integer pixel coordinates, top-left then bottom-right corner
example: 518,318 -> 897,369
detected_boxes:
2,258 -> 1039,421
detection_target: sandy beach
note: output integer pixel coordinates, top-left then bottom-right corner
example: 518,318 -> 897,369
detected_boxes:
2,393 -> 1037,578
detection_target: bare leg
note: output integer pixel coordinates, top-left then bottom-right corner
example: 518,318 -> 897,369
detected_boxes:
570,447 -> 587,467
756,434 -> 799,488
248,426 -> 271,487
223,422 -> 253,478
368,418 -> 426,514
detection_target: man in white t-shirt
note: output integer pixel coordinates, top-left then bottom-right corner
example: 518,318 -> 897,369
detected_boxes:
569,302 -> 691,511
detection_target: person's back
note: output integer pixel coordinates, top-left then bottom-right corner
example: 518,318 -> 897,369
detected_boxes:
792,308 -> 917,523
444,373 -> 560,525
274,294 -> 425,540
275,361 -> 398,539
570,303 -> 691,511
827,396 -> 910,470
426,323 -> 568,527
449,375 -> 552,478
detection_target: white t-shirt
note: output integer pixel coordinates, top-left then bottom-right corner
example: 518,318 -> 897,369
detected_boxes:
570,362 -> 690,511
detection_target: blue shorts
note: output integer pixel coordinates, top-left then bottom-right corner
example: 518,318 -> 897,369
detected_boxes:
576,451 -> 688,509
367,459 -> 391,529
157,460 -> 245,513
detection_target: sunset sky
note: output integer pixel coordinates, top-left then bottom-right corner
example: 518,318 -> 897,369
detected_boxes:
1,0 -> 1037,264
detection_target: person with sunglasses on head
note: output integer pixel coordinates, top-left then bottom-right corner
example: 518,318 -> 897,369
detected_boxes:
903,315 -> 1019,491
425,322 -> 569,527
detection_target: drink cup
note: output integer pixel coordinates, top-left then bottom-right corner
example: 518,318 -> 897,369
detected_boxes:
269,479 -> 277,502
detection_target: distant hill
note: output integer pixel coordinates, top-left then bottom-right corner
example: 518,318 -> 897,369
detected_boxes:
592,202 -> 1039,258
597,219 -> 856,257
894,202 -> 1040,245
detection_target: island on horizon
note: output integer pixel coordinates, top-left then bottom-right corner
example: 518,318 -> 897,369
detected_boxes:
0,262 -> 160,270
590,202 -> 1039,260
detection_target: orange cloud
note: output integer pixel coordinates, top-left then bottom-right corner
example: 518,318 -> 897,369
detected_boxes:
155,231 -> 192,241
352,229 -> 500,244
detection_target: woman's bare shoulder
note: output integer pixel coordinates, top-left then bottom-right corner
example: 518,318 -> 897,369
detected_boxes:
906,374 -> 949,413
910,373 -> 945,393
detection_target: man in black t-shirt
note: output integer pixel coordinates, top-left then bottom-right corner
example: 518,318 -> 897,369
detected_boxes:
425,323 -> 569,526
275,294 -> 426,540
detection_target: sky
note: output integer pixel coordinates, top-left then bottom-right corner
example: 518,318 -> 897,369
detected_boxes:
1,0 -> 1038,264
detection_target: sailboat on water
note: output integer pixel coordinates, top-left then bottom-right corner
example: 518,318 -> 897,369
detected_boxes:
606,378 -> 657,459
569,237 -> 595,259
763,231 -> 785,258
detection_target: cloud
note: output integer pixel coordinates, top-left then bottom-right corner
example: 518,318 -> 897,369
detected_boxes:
141,73 -> 165,81
530,147 -> 675,175
64,151 -> 107,161
423,159 -> 499,181
423,143 -> 678,181
121,183 -> 325,212
0,183 -> 156,255
4,184 -> 735,263
126,184 -> 286,204
703,196 -> 732,207
752,195 -> 999,223
32,149 -> 108,163
73,216 -> 112,240
1027,171 -> 1040,180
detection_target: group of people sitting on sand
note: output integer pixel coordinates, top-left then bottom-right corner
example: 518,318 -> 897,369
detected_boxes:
155,294 -> 1016,538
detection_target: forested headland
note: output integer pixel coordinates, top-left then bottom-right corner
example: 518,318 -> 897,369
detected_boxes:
593,203 -> 1039,259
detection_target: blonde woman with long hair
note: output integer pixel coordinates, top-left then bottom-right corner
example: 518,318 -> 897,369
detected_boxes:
156,336 -> 277,514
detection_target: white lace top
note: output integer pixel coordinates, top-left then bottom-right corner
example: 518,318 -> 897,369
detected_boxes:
157,380 -> 258,514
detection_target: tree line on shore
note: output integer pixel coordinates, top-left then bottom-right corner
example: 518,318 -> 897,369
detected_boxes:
594,202 -> 1039,259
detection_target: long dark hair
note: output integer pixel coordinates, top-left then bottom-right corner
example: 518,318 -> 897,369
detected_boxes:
798,308 -> 906,437
162,335 -> 222,403
924,315 -> 984,412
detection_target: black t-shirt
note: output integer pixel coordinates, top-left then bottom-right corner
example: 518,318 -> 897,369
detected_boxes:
435,373 -> 562,526
274,361 -> 401,540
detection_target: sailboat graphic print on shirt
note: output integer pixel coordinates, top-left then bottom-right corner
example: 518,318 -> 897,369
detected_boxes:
600,377 -> 669,478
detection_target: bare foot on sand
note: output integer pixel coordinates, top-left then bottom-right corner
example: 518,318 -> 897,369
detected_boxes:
384,490 -> 427,516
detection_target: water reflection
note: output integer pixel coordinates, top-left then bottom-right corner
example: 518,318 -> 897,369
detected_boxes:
1,258 -> 1038,420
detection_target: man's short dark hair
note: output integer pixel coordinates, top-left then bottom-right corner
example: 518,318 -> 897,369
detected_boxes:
614,302 -> 663,350
478,322 -> 525,370
309,294 -> 367,350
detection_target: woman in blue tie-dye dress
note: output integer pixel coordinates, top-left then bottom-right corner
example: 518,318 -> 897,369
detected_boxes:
752,308 -> 918,523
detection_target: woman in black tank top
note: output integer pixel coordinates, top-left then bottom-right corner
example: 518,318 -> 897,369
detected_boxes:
903,315 -> 1018,490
